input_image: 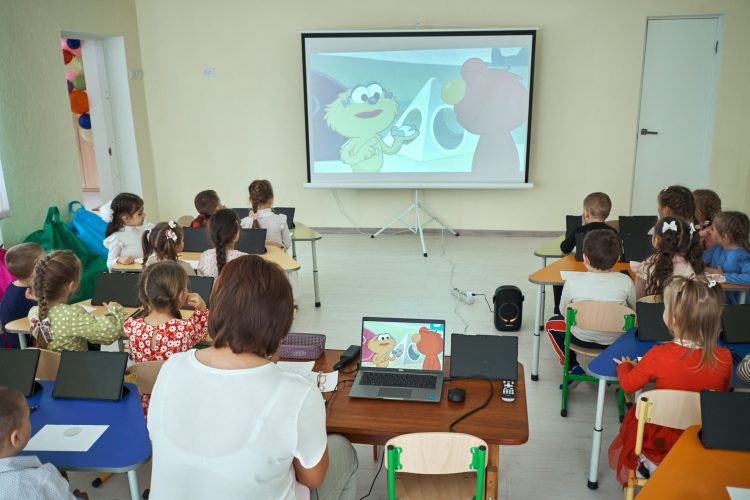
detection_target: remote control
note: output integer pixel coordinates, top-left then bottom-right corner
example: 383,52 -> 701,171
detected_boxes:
501,380 -> 515,403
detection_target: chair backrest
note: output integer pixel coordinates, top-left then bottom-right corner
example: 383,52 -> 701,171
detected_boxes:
384,432 -> 488,474
32,348 -> 61,380
127,360 -> 165,395
637,294 -> 661,304
177,215 -> 194,227
605,219 -> 620,232
636,389 -> 702,429
567,301 -> 636,334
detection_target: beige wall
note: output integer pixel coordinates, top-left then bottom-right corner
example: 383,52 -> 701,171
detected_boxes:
0,0 -> 156,245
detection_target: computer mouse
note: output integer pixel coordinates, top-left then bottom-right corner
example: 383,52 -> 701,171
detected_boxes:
447,387 -> 466,403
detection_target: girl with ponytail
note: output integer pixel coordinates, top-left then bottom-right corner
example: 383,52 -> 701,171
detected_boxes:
240,180 -> 291,250
197,209 -> 245,278
102,193 -> 151,269
142,221 -> 195,275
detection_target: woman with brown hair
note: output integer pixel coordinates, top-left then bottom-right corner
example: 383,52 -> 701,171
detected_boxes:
147,255 -> 357,499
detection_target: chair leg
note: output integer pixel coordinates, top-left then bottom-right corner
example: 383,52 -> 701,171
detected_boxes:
624,468 -> 637,500
560,330 -> 572,417
372,445 -> 378,461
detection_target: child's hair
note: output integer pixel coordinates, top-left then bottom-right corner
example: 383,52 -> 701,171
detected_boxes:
208,209 -> 241,275
137,261 -> 188,320
31,251 -> 82,322
142,221 -> 183,267
713,211 -> 750,252
663,275 -> 725,367
248,180 -> 274,230
657,186 -> 695,221
583,229 -> 621,270
194,190 -> 221,216
0,387 -> 27,444
645,216 -> 705,296
692,189 -> 721,226
583,192 -> 612,219
105,193 -> 144,237
4,243 -> 44,280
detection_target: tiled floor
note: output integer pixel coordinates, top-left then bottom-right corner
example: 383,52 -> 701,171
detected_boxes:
67,232 -> 626,499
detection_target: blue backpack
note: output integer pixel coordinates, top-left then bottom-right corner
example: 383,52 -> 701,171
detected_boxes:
67,201 -> 108,260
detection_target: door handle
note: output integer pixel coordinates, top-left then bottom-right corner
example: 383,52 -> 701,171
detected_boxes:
640,128 -> 658,135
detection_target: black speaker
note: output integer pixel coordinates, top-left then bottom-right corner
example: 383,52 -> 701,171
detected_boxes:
494,285 -> 524,331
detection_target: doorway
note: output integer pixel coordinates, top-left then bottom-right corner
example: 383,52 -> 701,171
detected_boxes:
630,17 -> 723,215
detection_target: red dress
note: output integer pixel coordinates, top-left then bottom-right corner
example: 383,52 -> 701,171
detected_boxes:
124,310 -> 209,416
608,342 -> 731,485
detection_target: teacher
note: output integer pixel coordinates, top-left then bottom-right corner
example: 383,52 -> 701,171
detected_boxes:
147,255 -> 358,499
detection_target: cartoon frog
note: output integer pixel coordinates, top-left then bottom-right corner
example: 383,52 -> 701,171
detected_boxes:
324,82 -> 419,172
367,333 -> 400,368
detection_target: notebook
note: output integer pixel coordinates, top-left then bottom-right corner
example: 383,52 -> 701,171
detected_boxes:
52,351 -> 129,401
0,349 -> 41,396
349,317 -> 445,403
450,334 -> 518,381
90,272 -> 140,307
635,302 -> 672,342
700,390 -> 750,451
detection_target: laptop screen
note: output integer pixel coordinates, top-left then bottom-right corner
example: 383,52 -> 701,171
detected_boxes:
361,318 -> 445,372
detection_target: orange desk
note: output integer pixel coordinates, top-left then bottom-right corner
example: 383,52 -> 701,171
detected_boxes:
112,247 -> 300,273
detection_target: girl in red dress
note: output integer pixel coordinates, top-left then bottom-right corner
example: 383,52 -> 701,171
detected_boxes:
609,275 -> 732,485
124,261 -> 209,415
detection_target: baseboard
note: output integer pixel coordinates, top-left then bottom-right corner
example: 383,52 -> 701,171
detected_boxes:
309,227 -> 560,238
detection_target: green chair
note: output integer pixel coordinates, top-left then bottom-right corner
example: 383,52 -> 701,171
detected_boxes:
561,301 -> 636,419
386,432 -> 487,500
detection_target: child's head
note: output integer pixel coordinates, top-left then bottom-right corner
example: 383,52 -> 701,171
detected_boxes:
142,221 -> 184,265
693,189 -> 721,227
663,275 -> 724,366
0,387 -> 31,457
712,211 -> 750,251
4,243 -> 44,281
582,229 -> 621,271
646,216 -> 705,296
657,185 -> 695,221
32,250 -> 82,320
248,180 -> 274,229
208,209 -> 241,275
138,261 -> 188,320
582,192 -> 611,222
194,190 -> 222,217
105,193 -> 145,236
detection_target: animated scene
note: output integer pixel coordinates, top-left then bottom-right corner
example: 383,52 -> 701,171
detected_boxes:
361,321 -> 445,371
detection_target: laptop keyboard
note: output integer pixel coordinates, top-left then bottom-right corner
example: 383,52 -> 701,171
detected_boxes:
361,371 -> 437,389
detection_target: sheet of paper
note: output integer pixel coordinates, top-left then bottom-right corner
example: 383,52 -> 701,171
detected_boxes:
135,258 -> 143,264
24,424 -> 108,452
560,271 -> 586,280
629,260 -> 642,273
277,361 -> 315,375
183,259 -> 199,270
728,487 -> 750,500
315,370 -> 339,392
276,362 -> 339,392
80,305 -> 96,313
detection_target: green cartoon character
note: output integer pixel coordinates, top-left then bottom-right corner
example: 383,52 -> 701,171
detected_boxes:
324,82 -> 419,173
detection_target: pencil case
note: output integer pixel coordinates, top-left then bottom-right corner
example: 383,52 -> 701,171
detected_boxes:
278,333 -> 326,360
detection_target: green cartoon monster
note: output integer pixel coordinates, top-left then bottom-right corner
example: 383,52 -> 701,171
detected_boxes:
324,82 -> 419,173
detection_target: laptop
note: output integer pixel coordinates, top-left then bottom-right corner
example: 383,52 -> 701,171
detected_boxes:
721,305 -> 750,343
349,317 -> 446,403
182,227 -> 267,254
565,215 -> 580,236
700,390 -> 750,451
231,207 -> 295,229
450,334 -> 518,381
636,302 -> 672,342
622,234 -> 654,262
91,272 -> 140,307
182,226 -> 212,252
0,349 -> 41,396
619,215 -> 657,235
187,275 -> 214,308
53,351 -> 130,401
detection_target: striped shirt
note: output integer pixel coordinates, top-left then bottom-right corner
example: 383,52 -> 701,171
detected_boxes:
0,456 -> 76,500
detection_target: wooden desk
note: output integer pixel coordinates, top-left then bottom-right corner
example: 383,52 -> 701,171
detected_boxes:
638,426 -> 750,499
112,247 -> 301,273
291,222 -> 323,307
310,350 -> 529,500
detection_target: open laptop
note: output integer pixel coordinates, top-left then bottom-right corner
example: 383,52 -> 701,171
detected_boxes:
565,215 -> 580,236
91,272 -> 140,307
181,227 -> 267,254
231,207 -> 295,229
349,317 -> 446,403
53,351 -> 130,401
187,275 -> 213,308
721,305 -> 750,343
700,390 -> 750,451
619,215 -> 657,235
182,226 -> 212,252
636,302 -> 672,342
622,234 -> 654,262
450,334 -> 518,381
0,349 -> 41,396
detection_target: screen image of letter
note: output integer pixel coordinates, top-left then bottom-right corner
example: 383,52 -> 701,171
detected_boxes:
361,320 -> 445,371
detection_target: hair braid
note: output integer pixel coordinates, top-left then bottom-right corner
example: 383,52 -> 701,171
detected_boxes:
658,186 -> 695,222
208,209 -> 240,276
248,180 -> 274,230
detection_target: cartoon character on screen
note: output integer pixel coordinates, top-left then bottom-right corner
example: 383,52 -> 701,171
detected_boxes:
324,82 -> 419,173
412,327 -> 443,371
363,331 -> 402,368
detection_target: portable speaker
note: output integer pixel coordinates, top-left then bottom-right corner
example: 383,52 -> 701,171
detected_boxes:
494,286 -> 524,331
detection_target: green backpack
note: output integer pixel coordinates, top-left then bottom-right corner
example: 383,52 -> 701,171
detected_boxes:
24,206 -> 107,303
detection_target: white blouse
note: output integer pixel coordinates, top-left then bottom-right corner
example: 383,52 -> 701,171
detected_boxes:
103,224 -> 151,269
196,248 -> 246,278
241,209 -> 292,250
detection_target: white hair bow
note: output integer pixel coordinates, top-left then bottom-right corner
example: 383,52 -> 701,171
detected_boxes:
662,221 -> 678,233
708,279 -> 717,288
689,223 -> 696,235
166,229 -> 178,242
168,220 -> 177,228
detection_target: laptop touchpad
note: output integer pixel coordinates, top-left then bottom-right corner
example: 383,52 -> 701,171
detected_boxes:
379,388 -> 412,399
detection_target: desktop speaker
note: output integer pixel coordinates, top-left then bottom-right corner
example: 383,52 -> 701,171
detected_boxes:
493,285 -> 524,332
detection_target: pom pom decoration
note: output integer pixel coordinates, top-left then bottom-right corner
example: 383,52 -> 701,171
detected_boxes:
67,80 -> 74,93
72,74 -> 86,90
78,113 -> 91,129
66,39 -> 81,50
69,90 -> 89,114
79,127 -> 93,142
62,49 -> 74,64
66,56 -> 83,74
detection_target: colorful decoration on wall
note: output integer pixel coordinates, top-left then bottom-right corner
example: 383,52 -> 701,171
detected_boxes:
62,38 -> 92,142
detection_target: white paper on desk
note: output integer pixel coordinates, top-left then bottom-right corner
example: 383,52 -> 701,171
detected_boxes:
630,261 -> 642,274
277,361 -> 315,375
276,362 -> 339,392
24,425 -> 108,452
183,259 -> 199,270
135,258 -> 143,264
560,271 -> 586,281
728,487 -> 750,500
80,305 -> 96,313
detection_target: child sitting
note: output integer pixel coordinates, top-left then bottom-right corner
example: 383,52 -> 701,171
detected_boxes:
102,193 -> 151,269
124,261 -> 208,415
27,251 -> 125,352
142,221 -> 195,275
635,216 -> 703,300
704,211 -> 750,304
609,276 -> 731,484
546,229 -> 636,378
693,189 -> 721,250
197,209 -> 245,278
240,180 -> 292,250
0,243 -> 44,348
191,190 -> 224,228
657,185 -> 695,221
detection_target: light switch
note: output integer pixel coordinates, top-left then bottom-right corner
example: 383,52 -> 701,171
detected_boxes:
202,68 -> 215,78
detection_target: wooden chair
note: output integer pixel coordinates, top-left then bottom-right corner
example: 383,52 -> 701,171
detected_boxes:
176,215 -> 194,227
385,432 -> 487,500
126,360 -> 165,395
605,219 -> 620,232
561,301 -> 636,418
31,348 -> 61,380
637,294 -> 661,303
624,390 -> 701,500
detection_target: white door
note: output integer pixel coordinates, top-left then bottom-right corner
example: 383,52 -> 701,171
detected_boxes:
630,17 -> 722,215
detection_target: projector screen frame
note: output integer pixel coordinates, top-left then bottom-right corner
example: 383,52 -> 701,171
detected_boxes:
301,28 -> 537,189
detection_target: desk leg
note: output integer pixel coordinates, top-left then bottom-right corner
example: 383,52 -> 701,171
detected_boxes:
484,444 -> 499,500
741,291 -> 747,303
311,240 -> 321,307
587,379 -> 607,489
540,257 -> 547,331
292,239 -> 297,260
18,334 -> 28,349
531,284 -> 542,381
127,469 -> 140,500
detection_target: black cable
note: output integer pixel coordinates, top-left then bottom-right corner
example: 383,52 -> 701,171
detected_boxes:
447,378 -> 494,433
339,365 -> 359,376
324,379 -> 353,409
472,293 -> 494,313
358,452 -> 384,500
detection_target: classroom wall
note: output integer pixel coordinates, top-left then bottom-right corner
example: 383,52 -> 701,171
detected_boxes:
0,0 -> 157,245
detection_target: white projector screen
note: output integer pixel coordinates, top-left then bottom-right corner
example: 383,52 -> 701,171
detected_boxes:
302,29 -> 536,189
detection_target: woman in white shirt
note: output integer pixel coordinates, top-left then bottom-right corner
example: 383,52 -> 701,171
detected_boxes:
148,255 -> 357,499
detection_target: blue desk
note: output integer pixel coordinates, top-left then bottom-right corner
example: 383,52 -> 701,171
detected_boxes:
584,329 -> 750,489
21,382 -> 151,500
